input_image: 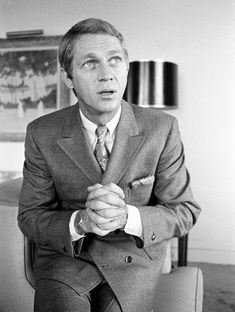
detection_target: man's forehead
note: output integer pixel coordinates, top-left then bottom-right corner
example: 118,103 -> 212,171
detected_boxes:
74,34 -> 123,56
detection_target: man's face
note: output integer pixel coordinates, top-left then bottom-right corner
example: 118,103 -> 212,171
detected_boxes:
66,34 -> 129,123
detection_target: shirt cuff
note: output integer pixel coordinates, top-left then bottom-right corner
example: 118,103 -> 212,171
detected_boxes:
124,204 -> 143,237
69,211 -> 85,241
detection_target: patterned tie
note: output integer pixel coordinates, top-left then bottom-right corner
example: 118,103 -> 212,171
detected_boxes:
94,125 -> 110,171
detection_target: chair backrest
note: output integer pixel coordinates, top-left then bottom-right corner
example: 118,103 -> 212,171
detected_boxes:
0,177 -> 35,287
0,178 -> 34,312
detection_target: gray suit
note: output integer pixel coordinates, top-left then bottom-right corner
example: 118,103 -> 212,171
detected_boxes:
18,100 -> 200,312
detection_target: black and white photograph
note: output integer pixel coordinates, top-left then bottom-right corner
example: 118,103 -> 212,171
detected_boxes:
0,1 -> 234,312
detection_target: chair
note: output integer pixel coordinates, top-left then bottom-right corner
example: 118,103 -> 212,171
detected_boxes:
0,178 -> 203,312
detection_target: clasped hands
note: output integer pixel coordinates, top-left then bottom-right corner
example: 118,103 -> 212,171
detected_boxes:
82,183 -> 128,236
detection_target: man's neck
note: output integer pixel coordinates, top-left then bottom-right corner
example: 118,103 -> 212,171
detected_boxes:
79,105 -> 122,126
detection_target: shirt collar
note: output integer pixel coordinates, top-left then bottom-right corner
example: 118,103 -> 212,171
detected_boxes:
79,106 -> 122,138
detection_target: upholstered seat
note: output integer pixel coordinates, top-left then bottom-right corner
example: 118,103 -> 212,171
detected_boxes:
0,178 -> 203,312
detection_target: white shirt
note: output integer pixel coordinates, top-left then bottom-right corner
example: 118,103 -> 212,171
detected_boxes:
69,107 -> 143,240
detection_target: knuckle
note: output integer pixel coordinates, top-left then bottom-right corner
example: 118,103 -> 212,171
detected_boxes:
101,210 -> 109,218
95,215 -> 102,224
106,193 -> 114,202
91,200 -> 103,210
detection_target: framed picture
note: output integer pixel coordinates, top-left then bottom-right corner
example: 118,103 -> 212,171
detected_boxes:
0,36 -> 70,142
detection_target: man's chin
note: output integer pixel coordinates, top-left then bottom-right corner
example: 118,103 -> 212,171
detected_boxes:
96,99 -> 121,112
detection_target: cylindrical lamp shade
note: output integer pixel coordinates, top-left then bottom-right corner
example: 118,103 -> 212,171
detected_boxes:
124,60 -> 178,108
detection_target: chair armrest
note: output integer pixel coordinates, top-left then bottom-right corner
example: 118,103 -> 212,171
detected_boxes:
155,267 -> 203,312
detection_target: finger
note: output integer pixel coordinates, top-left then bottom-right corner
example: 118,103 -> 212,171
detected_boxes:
102,183 -> 125,199
97,215 -> 127,231
101,193 -> 126,207
82,210 -> 111,236
95,207 -> 126,219
87,183 -> 103,192
86,199 -> 113,211
88,183 -> 125,200
87,208 -> 116,224
88,193 -> 126,209
87,187 -> 117,201
90,221 -> 111,236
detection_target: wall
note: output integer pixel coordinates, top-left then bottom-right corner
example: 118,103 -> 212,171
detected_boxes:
0,0 -> 234,264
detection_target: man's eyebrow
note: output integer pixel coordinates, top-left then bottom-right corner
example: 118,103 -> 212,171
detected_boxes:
81,53 -> 97,60
80,49 -> 123,61
108,49 -> 123,55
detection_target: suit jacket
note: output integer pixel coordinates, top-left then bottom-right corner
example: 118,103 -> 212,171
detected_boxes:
18,100 -> 200,312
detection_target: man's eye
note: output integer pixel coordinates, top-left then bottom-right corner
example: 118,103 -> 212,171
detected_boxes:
110,57 -> 122,66
83,60 -> 97,69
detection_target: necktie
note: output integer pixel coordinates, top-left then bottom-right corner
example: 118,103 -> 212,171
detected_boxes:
94,125 -> 110,171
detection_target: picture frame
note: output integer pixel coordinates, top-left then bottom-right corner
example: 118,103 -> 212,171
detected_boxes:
0,36 -> 70,142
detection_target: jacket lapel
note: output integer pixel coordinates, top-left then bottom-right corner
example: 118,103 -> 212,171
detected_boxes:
57,104 -> 102,183
102,101 -> 147,185
57,101 -> 147,185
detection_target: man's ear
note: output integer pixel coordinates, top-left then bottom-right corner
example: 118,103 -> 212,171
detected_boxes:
125,59 -> 130,73
61,68 -> 73,90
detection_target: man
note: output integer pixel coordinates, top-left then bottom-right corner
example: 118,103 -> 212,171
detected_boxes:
18,18 -> 201,312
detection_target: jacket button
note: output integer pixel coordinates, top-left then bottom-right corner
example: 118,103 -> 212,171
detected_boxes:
151,233 -> 156,241
125,256 -> 132,263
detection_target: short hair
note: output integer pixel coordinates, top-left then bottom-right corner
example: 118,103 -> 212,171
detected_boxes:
58,18 -> 128,78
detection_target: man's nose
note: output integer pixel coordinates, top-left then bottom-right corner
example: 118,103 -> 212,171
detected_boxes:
97,63 -> 113,81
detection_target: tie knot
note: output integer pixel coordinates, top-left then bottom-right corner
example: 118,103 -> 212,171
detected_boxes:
96,125 -> 108,140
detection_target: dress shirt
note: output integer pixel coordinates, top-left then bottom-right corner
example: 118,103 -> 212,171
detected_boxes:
69,107 -> 143,240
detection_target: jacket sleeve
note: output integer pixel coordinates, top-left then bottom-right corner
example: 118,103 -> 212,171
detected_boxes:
138,117 -> 201,248
18,123 -> 83,258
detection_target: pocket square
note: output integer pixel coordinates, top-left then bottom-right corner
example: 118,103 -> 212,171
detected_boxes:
130,175 -> 155,190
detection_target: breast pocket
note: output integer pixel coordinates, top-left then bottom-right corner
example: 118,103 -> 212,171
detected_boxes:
127,184 -> 154,206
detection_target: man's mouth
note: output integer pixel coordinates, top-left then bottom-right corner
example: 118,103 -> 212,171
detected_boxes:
97,89 -> 117,95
